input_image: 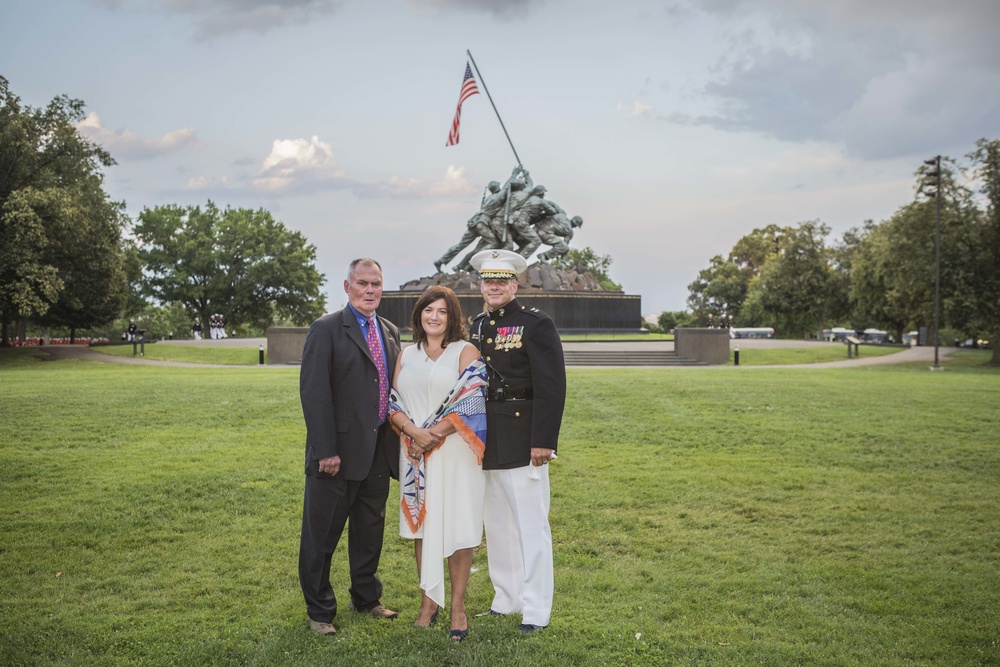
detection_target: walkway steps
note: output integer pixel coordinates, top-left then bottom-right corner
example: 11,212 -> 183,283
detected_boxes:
563,349 -> 708,367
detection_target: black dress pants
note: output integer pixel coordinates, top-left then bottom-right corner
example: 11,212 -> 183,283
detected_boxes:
298,433 -> 392,623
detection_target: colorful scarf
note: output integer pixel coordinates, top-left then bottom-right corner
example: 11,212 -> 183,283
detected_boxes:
390,358 -> 488,533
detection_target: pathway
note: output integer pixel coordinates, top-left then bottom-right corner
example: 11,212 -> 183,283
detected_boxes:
36,338 -> 956,369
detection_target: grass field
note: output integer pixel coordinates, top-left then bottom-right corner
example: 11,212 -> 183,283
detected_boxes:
91,343 -> 265,365
89,339 -> 905,367
0,349 -> 997,666
725,344 -> 901,365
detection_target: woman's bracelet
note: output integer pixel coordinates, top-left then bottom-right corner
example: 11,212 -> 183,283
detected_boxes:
400,420 -> 411,435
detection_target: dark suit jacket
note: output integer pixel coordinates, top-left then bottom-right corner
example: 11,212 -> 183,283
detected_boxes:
300,308 -> 401,481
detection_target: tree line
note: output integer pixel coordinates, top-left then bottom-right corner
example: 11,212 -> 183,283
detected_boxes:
1,77 -> 326,346
665,138 -> 1000,365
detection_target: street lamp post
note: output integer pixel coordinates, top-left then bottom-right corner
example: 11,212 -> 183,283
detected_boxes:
922,156 -> 943,371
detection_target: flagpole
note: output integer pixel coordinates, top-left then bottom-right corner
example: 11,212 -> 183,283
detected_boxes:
466,49 -> 523,170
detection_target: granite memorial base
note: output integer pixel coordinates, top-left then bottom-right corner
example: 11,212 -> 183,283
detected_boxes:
379,290 -> 642,334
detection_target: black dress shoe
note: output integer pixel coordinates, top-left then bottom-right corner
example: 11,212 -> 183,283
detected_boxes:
518,623 -> 543,634
450,628 -> 468,642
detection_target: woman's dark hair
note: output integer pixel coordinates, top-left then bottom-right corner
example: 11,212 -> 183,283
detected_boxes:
411,286 -> 466,349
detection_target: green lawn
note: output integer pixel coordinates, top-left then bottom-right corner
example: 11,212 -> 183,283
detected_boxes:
88,339 -> 908,367
726,343 -> 902,365
91,343 -> 265,365
1,349 -> 997,666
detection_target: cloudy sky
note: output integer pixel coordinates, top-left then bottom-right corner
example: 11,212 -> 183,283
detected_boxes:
3,0 -> 998,314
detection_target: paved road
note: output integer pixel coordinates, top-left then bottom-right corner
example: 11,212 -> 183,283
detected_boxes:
37,337 -> 956,369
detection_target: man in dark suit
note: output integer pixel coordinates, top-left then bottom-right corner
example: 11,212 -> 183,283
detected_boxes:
298,257 -> 401,636
468,249 -> 566,635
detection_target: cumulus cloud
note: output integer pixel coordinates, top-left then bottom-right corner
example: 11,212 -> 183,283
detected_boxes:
253,136 -> 348,194
240,137 -> 475,199
99,0 -> 342,40
670,0 -> 1000,159
617,101 -> 654,118
76,112 -> 198,159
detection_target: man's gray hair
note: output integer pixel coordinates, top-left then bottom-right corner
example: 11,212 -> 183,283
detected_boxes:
347,257 -> 383,281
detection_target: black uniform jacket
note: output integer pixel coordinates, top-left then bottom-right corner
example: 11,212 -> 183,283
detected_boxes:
299,308 -> 401,481
470,298 -> 566,470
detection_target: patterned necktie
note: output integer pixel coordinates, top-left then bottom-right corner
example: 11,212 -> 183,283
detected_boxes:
366,317 -> 388,421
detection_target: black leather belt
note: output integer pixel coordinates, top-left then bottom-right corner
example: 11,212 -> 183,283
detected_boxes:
488,387 -> 533,401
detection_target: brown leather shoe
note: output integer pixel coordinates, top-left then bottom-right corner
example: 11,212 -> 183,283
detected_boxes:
366,604 -> 399,620
308,619 -> 337,636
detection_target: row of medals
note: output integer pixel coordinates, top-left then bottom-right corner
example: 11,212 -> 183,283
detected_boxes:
492,326 -> 524,351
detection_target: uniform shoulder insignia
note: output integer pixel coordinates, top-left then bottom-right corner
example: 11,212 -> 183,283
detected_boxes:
521,307 -> 543,318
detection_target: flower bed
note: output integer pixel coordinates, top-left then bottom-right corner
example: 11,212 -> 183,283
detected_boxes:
9,337 -> 109,346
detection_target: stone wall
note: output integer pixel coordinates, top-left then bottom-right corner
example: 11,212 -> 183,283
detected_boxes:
266,326 -> 309,364
675,328 -> 730,364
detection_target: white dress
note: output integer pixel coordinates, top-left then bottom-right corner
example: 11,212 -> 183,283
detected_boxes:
396,341 -> 485,608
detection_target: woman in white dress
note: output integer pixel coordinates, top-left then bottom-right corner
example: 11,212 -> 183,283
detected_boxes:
388,286 -> 486,641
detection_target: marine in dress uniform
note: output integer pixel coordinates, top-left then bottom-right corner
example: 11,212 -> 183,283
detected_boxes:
468,249 -> 566,634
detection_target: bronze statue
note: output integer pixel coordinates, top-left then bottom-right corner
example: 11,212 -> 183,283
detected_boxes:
434,166 -> 583,272
536,214 -> 583,263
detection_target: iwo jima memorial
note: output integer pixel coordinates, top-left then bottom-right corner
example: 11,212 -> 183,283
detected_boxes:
379,160 -> 640,333
381,51 -> 640,333
267,53 -> 641,363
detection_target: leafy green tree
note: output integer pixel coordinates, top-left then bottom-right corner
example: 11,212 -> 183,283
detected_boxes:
0,76 -> 124,345
849,159 -> 973,342
730,223 -> 786,274
955,138 -> 1000,365
34,192 -> 129,342
686,254 -> 747,323
742,221 -> 847,336
657,309 -> 695,332
0,189 -> 63,343
687,224 -> 789,324
552,247 -> 622,291
97,301 -> 193,341
848,221 -> 913,341
134,202 -> 326,331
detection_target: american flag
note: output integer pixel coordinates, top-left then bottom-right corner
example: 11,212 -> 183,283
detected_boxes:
446,63 -> 479,146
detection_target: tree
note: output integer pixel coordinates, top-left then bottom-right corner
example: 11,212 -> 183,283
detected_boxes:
134,202 -> 326,331
849,159 -> 974,342
0,76 -> 124,345
34,190 -> 130,342
742,221 -> 847,336
955,138 -> 1000,365
552,246 -> 622,291
686,224 -> 788,324
0,189 -> 63,342
686,254 -> 747,323
657,310 -> 695,332
848,220 -> 914,341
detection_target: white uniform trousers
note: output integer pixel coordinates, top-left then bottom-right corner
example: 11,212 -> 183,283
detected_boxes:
484,464 -> 553,627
